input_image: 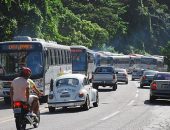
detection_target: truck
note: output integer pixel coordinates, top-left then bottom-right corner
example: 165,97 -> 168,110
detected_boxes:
92,66 -> 118,91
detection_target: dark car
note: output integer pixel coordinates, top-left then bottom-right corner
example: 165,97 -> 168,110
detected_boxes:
131,68 -> 145,81
150,72 -> 170,102
140,70 -> 158,88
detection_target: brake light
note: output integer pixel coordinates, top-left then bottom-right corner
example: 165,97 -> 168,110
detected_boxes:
123,74 -> 128,77
151,82 -> 157,90
113,75 -> 115,79
142,76 -> 146,80
14,101 -> 22,108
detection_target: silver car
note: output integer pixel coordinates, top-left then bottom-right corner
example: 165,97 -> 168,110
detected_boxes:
115,68 -> 128,84
150,72 -> 170,102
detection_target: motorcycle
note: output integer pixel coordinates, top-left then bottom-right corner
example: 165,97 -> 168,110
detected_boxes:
13,101 -> 40,130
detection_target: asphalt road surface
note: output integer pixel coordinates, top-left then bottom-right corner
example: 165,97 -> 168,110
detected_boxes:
1,75 -> 170,130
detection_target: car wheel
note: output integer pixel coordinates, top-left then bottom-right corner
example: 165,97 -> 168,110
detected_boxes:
93,93 -> 99,107
150,95 -> 156,103
140,84 -> 143,88
112,84 -> 117,91
132,78 -> 134,81
49,107 -> 55,113
92,84 -> 98,90
125,81 -> 128,84
82,96 -> 90,111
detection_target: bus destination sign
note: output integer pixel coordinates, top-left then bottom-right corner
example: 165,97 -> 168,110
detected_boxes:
0,43 -> 34,51
8,44 -> 33,50
71,49 -> 83,53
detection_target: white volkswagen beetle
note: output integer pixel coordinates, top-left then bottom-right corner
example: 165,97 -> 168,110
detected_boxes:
48,74 -> 99,112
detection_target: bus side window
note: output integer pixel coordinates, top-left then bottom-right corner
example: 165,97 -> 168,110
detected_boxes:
61,50 -> 65,64
56,49 -> 59,65
58,50 -> 61,64
51,49 -> 55,65
47,49 -> 51,65
44,50 -> 49,69
68,51 -> 71,64
64,50 -> 67,64
54,49 -> 58,65
66,50 -> 69,64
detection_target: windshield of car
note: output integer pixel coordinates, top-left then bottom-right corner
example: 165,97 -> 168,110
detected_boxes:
56,78 -> 79,87
156,73 -> 170,80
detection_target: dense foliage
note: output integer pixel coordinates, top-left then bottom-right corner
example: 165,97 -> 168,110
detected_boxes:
0,0 -> 170,55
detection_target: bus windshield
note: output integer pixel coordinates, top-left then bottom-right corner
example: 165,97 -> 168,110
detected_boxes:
72,51 -> 86,71
0,51 -> 43,79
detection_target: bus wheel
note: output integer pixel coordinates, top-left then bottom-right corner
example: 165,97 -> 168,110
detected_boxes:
112,84 -> 117,91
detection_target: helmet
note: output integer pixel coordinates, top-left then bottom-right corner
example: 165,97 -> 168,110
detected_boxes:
20,67 -> 31,78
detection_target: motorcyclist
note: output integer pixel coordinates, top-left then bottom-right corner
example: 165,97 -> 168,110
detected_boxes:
10,67 -> 43,116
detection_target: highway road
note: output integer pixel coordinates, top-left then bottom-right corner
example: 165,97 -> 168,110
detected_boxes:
1,76 -> 170,130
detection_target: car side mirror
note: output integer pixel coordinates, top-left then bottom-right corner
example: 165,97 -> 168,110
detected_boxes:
115,72 -> 118,74
50,79 -> 54,91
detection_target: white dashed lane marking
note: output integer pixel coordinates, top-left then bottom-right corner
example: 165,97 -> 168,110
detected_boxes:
101,111 -> 120,121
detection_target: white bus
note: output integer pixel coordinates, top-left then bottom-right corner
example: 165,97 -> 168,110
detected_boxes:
0,36 -> 72,103
139,56 -> 158,70
94,51 -> 113,67
111,55 -> 131,70
71,45 -> 95,81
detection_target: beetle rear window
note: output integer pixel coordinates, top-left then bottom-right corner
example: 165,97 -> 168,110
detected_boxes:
56,78 -> 79,87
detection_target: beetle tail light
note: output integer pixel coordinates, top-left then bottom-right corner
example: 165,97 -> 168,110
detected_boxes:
79,92 -> 84,98
151,82 -> 157,90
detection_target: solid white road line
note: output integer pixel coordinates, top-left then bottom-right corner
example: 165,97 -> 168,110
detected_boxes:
101,111 -> 120,121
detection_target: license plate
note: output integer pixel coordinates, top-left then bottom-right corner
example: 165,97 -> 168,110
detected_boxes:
161,84 -> 170,89
60,94 -> 70,98
13,108 -> 21,113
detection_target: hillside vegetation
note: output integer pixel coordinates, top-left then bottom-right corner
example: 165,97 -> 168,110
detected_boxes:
0,0 -> 170,55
